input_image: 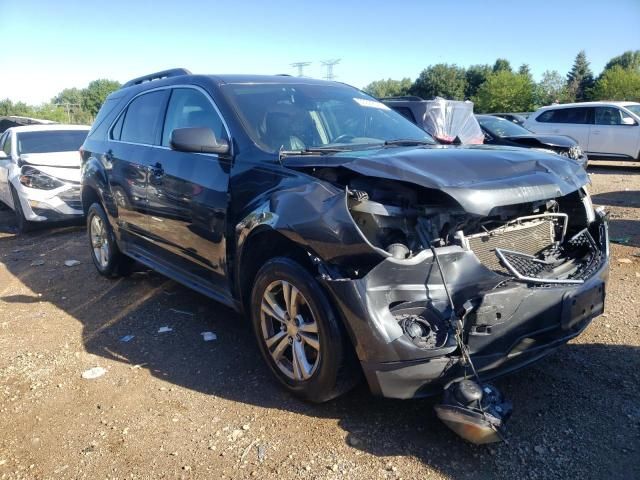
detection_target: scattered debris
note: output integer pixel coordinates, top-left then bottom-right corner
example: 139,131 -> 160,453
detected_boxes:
64,260 -> 81,267
157,326 -> 173,333
130,363 -> 146,370
81,367 -> 107,380
201,331 -> 217,342
347,435 -> 362,447
618,258 -> 633,264
30,259 -> 45,266
169,308 -> 194,316
257,444 -> 266,462
120,335 -> 135,342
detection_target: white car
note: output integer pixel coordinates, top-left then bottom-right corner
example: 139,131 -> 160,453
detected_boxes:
524,101 -> 640,161
0,124 -> 90,232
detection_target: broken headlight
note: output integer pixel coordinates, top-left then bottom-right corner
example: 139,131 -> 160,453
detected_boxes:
19,166 -> 65,190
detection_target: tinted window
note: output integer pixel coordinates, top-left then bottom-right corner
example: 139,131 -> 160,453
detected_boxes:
16,130 -> 88,155
390,106 -> 417,124
162,88 -> 228,147
1,133 -> 10,156
111,113 -> 125,140
120,90 -> 168,145
537,107 -> 592,124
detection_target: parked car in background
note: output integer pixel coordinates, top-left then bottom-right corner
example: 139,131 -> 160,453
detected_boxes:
476,114 -> 588,168
0,124 -> 89,232
486,113 -> 529,126
81,69 -> 608,404
524,102 -> 640,161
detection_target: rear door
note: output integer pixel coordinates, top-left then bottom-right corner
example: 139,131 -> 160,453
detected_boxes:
145,87 -> 232,297
0,132 -> 11,205
108,89 -> 170,243
531,107 -> 593,149
590,106 -> 640,157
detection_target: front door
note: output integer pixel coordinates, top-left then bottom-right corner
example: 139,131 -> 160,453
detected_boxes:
145,87 -> 232,296
590,106 -> 640,157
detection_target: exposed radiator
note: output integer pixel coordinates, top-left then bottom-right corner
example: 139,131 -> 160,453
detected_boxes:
467,219 -> 556,273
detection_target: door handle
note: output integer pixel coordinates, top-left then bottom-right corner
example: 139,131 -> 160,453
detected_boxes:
149,162 -> 164,177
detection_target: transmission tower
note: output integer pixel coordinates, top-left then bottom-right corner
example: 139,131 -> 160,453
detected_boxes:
290,61 -> 312,77
321,59 -> 341,81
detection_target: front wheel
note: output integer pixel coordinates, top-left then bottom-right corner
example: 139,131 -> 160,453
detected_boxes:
10,185 -> 33,233
250,257 -> 355,403
87,203 -> 133,277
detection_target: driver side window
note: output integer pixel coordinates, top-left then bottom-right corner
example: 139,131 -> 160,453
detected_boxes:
2,133 -> 12,157
162,88 -> 228,147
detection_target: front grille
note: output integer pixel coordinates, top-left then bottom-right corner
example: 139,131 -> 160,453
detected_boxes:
468,220 -> 555,273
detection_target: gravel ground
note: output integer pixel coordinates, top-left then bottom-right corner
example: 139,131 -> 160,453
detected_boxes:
0,162 -> 638,480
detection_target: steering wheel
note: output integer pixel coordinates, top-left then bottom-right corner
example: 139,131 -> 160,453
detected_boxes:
332,134 -> 355,144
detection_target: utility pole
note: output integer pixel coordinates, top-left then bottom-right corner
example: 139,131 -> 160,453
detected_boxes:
55,103 -> 80,123
290,61 -> 312,77
321,59 -> 341,81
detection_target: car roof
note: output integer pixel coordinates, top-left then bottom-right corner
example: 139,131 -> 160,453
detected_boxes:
535,101 -> 640,111
6,124 -> 91,133
205,74 -> 344,86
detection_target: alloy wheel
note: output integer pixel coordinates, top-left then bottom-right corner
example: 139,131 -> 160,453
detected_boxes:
90,215 -> 110,269
260,280 -> 321,381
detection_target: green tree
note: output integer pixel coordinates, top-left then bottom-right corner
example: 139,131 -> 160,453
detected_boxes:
363,78 -> 412,98
518,64 -> 532,79
492,58 -> 512,73
411,64 -> 467,100
81,79 -> 121,117
535,70 -> 574,106
566,50 -> 594,101
52,88 -> 92,124
465,64 -> 492,98
473,71 -> 535,113
603,50 -> 640,73
591,66 -> 640,101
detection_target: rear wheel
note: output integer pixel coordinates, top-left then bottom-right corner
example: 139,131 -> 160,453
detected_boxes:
250,257 -> 355,402
10,185 -> 33,234
87,203 -> 133,277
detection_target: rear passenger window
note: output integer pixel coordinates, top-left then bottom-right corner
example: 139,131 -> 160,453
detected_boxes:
537,107 -> 592,124
120,90 -> 169,145
161,88 -> 228,147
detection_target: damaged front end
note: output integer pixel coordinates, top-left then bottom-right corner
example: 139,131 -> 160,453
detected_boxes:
296,165 -> 610,401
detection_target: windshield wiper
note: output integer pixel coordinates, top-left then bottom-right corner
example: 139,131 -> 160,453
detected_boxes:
383,139 -> 434,147
279,146 -> 350,157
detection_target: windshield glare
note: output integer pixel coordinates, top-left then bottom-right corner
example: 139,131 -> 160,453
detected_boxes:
17,130 -> 88,155
222,83 -> 435,152
624,104 -> 640,117
477,116 -> 531,137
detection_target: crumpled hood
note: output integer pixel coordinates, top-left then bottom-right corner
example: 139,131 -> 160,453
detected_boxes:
502,134 -> 577,149
20,151 -> 81,168
283,144 -> 589,216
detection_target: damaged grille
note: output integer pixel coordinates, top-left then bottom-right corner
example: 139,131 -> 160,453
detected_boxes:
468,219 -> 555,273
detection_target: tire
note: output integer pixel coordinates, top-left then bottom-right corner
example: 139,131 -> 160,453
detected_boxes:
250,257 -> 355,403
87,202 -> 133,278
10,185 -> 33,234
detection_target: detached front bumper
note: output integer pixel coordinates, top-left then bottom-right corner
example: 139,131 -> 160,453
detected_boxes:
321,213 -> 609,399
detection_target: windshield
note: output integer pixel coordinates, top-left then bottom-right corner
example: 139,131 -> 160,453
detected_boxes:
222,82 -> 435,152
624,104 -> 640,117
17,130 -> 88,155
477,116 -> 532,137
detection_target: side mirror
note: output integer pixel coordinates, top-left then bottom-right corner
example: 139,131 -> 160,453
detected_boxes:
622,117 -> 637,126
0,151 -> 7,159
170,127 -> 230,155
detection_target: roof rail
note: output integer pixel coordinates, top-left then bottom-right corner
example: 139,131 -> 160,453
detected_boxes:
122,68 -> 192,89
380,96 -> 424,101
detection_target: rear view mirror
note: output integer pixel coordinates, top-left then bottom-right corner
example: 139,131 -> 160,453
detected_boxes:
170,127 -> 230,155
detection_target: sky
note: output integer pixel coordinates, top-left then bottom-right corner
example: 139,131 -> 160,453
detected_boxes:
2,0 -> 639,105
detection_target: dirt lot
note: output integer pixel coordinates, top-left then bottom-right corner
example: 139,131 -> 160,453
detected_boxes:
0,162 -> 638,480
